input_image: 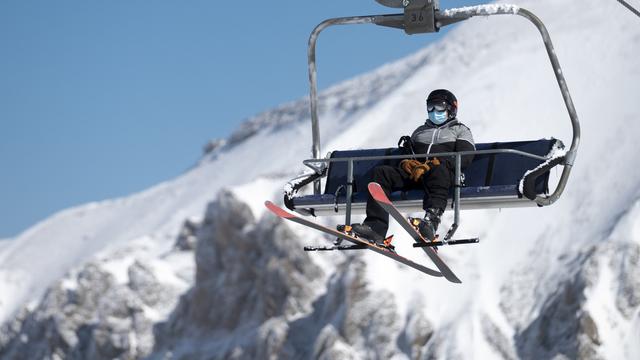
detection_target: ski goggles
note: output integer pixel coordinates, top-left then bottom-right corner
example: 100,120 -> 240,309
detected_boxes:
427,100 -> 448,112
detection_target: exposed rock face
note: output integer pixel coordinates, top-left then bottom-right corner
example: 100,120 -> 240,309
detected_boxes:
480,313 -> 518,360
153,189 -> 325,357
397,308 -> 435,360
153,191 -> 423,359
510,242 -> 640,360
0,190 -> 328,360
283,260 -> 404,359
174,218 -> 201,251
3,189 -> 640,360
165,190 -> 322,329
154,254 -> 416,359
514,269 -> 602,360
0,259 -> 177,360
202,139 -> 227,156
614,243 -> 640,319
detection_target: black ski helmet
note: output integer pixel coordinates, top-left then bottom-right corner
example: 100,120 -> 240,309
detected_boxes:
426,89 -> 458,119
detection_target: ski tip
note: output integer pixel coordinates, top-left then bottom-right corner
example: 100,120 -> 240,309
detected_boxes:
367,182 -> 392,204
264,201 -> 294,218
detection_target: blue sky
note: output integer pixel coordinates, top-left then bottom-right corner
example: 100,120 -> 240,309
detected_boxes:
0,0 -> 482,238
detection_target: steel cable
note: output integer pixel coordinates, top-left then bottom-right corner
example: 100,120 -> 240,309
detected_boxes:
617,0 -> 640,18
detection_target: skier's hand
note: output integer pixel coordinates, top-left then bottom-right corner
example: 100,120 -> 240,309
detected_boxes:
410,164 -> 431,182
402,158 -> 441,182
400,159 -> 422,175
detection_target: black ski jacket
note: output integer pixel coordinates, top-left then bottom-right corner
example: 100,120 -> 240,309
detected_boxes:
410,118 -> 476,169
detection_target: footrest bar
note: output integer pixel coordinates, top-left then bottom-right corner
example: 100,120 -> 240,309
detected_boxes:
304,244 -> 368,251
412,238 -> 480,248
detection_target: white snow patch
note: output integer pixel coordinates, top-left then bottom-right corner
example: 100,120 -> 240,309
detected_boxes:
583,198 -> 640,359
230,177 -> 285,220
60,277 -> 78,291
0,269 -> 31,322
141,303 -> 164,322
99,255 -> 137,285
283,170 -> 322,199
583,251 -> 625,360
149,254 -> 193,291
517,139 -> 568,195
608,199 -> 640,246
441,4 -> 520,17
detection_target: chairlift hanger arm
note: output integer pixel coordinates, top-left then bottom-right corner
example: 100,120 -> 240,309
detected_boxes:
307,14 -> 405,168
307,4 -> 580,207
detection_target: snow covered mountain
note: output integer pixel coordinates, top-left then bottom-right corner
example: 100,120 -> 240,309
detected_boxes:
2,0 -> 640,358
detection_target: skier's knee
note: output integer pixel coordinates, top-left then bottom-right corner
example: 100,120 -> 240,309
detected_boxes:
371,166 -> 388,181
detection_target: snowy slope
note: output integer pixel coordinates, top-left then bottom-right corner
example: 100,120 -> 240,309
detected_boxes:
2,0 -> 640,358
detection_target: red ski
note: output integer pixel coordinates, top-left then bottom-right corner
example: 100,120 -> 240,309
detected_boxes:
367,182 -> 462,283
265,201 -> 442,278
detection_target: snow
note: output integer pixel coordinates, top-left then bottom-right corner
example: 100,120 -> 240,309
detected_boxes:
608,200 -> 640,246
60,277 -> 78,291
156,251 -> 195,288
230,177 -> 284,220
517,139 -> 567,195
441,4 -> 520,17
1,0 -> 640,357
99,254 -> 138,285
583,253 -> 623,359
0,269 -> 30,322
283,170 -> 322,199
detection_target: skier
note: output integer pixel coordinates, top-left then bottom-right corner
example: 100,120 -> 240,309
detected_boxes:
351,89 -> 476,244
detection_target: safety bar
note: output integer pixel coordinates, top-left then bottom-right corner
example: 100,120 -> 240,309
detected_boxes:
307,5 -> 580,208
303,148 -> 548,169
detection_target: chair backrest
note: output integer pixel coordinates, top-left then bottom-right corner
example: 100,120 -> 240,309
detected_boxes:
324,139 -> 557,196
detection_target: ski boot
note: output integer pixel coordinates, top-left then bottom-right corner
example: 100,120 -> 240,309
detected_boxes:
411,208 -> 444,242
340,223 -> 395,251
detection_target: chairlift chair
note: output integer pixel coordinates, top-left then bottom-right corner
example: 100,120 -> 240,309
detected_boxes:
283,0 -> 580,243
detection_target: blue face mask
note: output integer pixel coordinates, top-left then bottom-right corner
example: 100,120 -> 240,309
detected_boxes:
428,110 -> 448,125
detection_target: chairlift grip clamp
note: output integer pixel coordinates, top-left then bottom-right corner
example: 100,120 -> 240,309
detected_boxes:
563,149 -> 577,166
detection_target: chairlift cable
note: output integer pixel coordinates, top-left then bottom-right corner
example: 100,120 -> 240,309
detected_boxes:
617,0 -> 640,18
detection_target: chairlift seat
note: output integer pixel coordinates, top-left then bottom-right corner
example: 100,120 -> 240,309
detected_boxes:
290,138 -> 561,215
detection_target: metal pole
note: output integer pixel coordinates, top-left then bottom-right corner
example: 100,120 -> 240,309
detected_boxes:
444,154 -> 461,242
307,15 -> 402,193
308,16 -> 380,194
345,159 -> 354,225
435,6 -> 581,206
454,154 -> 461,226
303,147 -> 550,167
514,9 -> 580,206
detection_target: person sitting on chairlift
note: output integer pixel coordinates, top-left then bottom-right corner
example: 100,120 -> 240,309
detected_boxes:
351,89 -> 476,245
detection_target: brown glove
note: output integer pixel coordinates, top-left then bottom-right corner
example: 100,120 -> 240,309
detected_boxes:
400,159 -> 422,175
400,158 -> 441,182
410,163 -> 431,182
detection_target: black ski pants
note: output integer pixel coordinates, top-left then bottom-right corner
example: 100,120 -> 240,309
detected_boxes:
363,163 -> 452,237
